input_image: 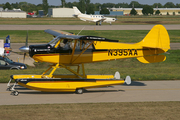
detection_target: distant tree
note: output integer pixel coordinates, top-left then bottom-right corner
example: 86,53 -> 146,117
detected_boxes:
11,2 -> 19,9
94,3 -> 101,11
79,0 -> 86,13
142,5 -> 154,15
129,1 -> 142,8
86,3 -> 94,14
155,10 -> 160,15
130,8 -> 137,15
71,2 -> 79,8
102,3 -> 115,8
42,0 -> 49,15
164,2 -> 175,8
61,0 -> 66,7
176,3 -> 180,8
3,2 -> 12,10
153,3 -> 163,8
173,12 -> 175,15
115,3 -> 129,8
100,8 -> 110,14
66,2 -> 73,8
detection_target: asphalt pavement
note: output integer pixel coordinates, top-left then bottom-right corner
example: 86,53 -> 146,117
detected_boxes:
0,80 -> 180,105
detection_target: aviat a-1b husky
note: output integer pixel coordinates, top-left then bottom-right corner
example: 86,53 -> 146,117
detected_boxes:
7,25 -> 170,96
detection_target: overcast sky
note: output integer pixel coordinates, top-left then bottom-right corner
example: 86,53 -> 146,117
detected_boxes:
0,0 -> 179,6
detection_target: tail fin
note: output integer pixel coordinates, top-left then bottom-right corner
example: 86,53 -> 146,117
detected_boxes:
73,6 -> 82,15
137,25 -> 170,63
138,25 -> 170,52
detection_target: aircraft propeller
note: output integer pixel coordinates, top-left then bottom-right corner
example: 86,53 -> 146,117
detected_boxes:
115,15 -> 118,21
19,30 -> 29,62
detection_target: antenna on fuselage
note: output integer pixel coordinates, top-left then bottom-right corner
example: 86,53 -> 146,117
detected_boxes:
77,27 -> 85,35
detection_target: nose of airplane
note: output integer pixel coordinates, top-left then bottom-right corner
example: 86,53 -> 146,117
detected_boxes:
113,18 -> 117,21
19,46 -> 29,53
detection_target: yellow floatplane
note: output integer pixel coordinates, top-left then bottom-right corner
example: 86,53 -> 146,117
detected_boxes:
7,25 -> 170,95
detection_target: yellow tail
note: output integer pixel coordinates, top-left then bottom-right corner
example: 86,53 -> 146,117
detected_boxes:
137,25 -> 170,63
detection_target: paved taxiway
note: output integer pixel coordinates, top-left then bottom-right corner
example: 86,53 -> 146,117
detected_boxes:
0,80 -> 180,105
0,25 -> 180,30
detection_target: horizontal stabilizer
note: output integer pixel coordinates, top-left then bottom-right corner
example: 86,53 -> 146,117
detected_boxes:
137,55 -> 166,63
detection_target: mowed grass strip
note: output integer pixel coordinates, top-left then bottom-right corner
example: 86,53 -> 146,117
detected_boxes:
0,16 -> 180,25
0,102 -> 180,120
0,30 -> 179,43
0,50 -> 180,83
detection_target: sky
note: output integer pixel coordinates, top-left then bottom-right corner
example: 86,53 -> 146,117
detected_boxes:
0,0 -> 179,6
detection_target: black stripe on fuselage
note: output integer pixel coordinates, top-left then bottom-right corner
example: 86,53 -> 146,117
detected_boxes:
15,78 -> 120,84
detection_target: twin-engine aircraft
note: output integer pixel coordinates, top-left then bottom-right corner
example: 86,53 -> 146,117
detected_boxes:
73,6 -> 117,25
7,25 -> 170,96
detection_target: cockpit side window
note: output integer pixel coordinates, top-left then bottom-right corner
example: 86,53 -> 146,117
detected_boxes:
76,40 -> 95,51
61,39 -> 71,50
49,38 -> 95,54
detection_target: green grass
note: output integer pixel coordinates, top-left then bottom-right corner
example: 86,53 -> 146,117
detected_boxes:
0,102 -> 180,120
0,30 -> 52,43
0,30 -> 179,43
0,16 -> 180,25
0,50 -> 180,83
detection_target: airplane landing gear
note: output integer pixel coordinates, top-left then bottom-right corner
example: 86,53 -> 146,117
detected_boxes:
6,86 -> 12,91
76,88 -> 84,94
8,82 -> 19,96
11,90 -> 19,96
99,21 -> 102,26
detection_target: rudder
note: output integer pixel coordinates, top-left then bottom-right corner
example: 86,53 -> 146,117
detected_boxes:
73,6 -> 82,15
137,25 -> 170,63
138,25 -> 170,53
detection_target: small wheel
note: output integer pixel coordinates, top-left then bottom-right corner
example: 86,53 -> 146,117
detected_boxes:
6,87 -> 10,91
13,91 -> 19,96
76,88 -> 84,94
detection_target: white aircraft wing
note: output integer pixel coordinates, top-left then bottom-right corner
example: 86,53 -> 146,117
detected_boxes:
80,18 -> 87,21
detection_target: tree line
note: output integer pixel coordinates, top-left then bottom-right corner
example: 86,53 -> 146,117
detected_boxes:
0,0 -> 180,15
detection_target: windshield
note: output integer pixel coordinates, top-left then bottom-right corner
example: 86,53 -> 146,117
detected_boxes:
3,57 -> 13,64
48,36 -> 60,47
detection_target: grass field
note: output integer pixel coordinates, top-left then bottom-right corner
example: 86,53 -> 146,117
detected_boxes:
0,50 -> 179,83
0,16 -> 180,25
0,30 -> 179,43
0,102 -> 180,120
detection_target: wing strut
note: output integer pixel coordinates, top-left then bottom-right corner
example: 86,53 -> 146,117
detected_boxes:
70,40 -> 77,63
71,41 -> 93,64
41,63 -> 86,78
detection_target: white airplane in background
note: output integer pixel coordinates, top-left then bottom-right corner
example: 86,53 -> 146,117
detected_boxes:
73,6 -> 117,25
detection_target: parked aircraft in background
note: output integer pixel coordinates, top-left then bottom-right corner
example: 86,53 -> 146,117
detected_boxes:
73,6 -> 117,25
